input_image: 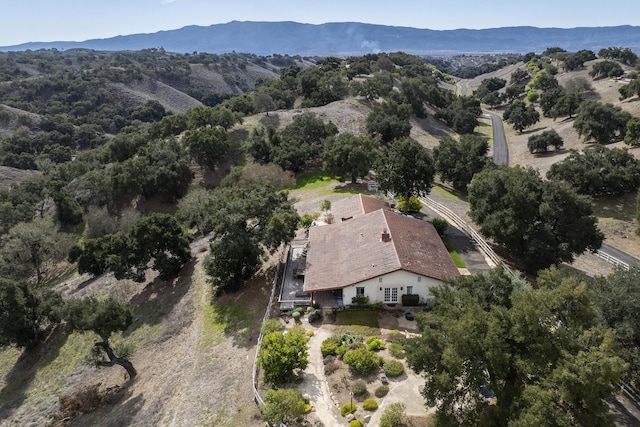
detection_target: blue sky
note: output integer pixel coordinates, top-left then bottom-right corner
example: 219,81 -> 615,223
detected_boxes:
3,0 -> 640,46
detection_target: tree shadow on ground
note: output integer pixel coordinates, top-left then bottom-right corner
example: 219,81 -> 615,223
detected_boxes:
69,382 -> 145,427
332,182 -> 370,194
125,257 -> 196,340
607,394 -> 640,427
592,192 -> 638,222
212,268 -> 273,348
411,115 -> 453,139
532,148 -> 567,158
520,126 -> 547,135
0,324 -> 68,419
260,113 -> 280,128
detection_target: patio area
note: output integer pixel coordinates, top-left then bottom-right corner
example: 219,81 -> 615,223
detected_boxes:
278,241 -> 312,310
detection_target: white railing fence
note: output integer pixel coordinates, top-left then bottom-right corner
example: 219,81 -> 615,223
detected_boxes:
420,196 -> 516,279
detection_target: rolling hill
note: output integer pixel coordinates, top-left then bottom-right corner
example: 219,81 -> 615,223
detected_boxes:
2,21 -> 640,55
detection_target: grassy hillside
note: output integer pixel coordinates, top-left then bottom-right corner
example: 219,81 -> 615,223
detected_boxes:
1,49 -> 639,426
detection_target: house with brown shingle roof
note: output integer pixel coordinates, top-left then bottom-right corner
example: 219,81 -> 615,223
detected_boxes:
303,194 -> 460,307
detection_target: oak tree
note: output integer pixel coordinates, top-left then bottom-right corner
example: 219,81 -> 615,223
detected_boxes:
468,165 -> 603,272
375,138 -> 435,213
405,267 -> 626,426
63,296 -> 137,379
433,134 -> 492,192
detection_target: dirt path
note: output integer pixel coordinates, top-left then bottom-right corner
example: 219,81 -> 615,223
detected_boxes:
298,325 -> 343,426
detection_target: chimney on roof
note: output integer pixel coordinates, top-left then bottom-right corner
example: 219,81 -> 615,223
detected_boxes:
381,230 -> 391,242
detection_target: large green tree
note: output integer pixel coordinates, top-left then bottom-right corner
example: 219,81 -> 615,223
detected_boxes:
573,100 -> 632,144
468,165 -> 603,272
182,125 -> 230,170
70,213 -> 192,282
547,145 -> 640,196
366,100 -> 412,144
527,129 -> 564,154
550,92 -> 583,119
63,296 -> 137,379
624,116 -> 640,146
436,96 -> 482,135
592,267 -> 640,386
503,100 -> 540,133
257,326 -> 309,385
589,60 -> 624,79
0,219 -> 72,285
375,138 -> 435,213
323,133 -> 381,183
272,112 -> 338,172
405,267 -> 626,426
0,278 -> 62,348
203,184 -> 299,292
433,134 -> 492,192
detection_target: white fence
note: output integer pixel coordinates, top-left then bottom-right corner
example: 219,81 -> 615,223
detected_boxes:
595,250 -> 630,270
420,196 -> 516,279
252,248 -> 286,412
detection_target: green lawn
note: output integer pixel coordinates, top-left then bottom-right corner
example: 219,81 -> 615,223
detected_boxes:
443,237 -> 466,268
335,310 -> 380,336
292,172 -> 339,190
431,185 -> 467,203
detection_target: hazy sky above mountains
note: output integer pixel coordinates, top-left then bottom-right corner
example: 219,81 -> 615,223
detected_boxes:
2,0 -> 639,46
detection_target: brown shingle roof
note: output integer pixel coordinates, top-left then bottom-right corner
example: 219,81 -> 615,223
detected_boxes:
330,194 -> 391,223
303,205 -> 460,292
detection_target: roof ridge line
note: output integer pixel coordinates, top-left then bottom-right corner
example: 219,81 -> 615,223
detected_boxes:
381,210 -> 401,267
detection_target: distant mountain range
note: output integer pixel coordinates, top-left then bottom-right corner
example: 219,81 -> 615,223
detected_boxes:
2,21 -> 640,56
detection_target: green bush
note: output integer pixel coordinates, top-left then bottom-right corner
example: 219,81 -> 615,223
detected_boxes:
351,379 -> 367,396
291,311 -> 301,321
321,335 -> 342,356
380,402 -> 406,427
350,420 -> 364,427
300,213 -> 314,228
261,319 -> 284,335
397,195 -> 423,212
340,402 -> 357,417
336,345 -> 348,356
344,348 -> 381,374
307,308 -> 322,322
366,336 -> 386,351
362,398 -> 378,411
389,342 -> 405,359
375,385 -> 389,398
430,217 -> 449,235
401,294 -> 420,306
351,295 -> 369,305
383,360 -> 405,377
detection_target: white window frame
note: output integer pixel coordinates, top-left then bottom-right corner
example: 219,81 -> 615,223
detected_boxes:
384,287 -> 399,303
406,286 -> 413,295
356,287 -> 365,297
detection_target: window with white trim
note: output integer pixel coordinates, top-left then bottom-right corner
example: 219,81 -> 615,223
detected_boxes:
356,287 -> 365,297
384,287 -> 399,303
406,286 -> 413,295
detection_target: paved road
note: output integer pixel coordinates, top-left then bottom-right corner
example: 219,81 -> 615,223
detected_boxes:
599,243 -> 640,268
484,110 -> 509,166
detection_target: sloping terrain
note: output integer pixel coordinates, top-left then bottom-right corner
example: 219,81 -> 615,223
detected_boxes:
108,78 -> 202,114
1,52 -> 639,427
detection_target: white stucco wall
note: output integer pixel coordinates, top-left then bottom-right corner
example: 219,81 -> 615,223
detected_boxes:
342,270 -> 443,306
